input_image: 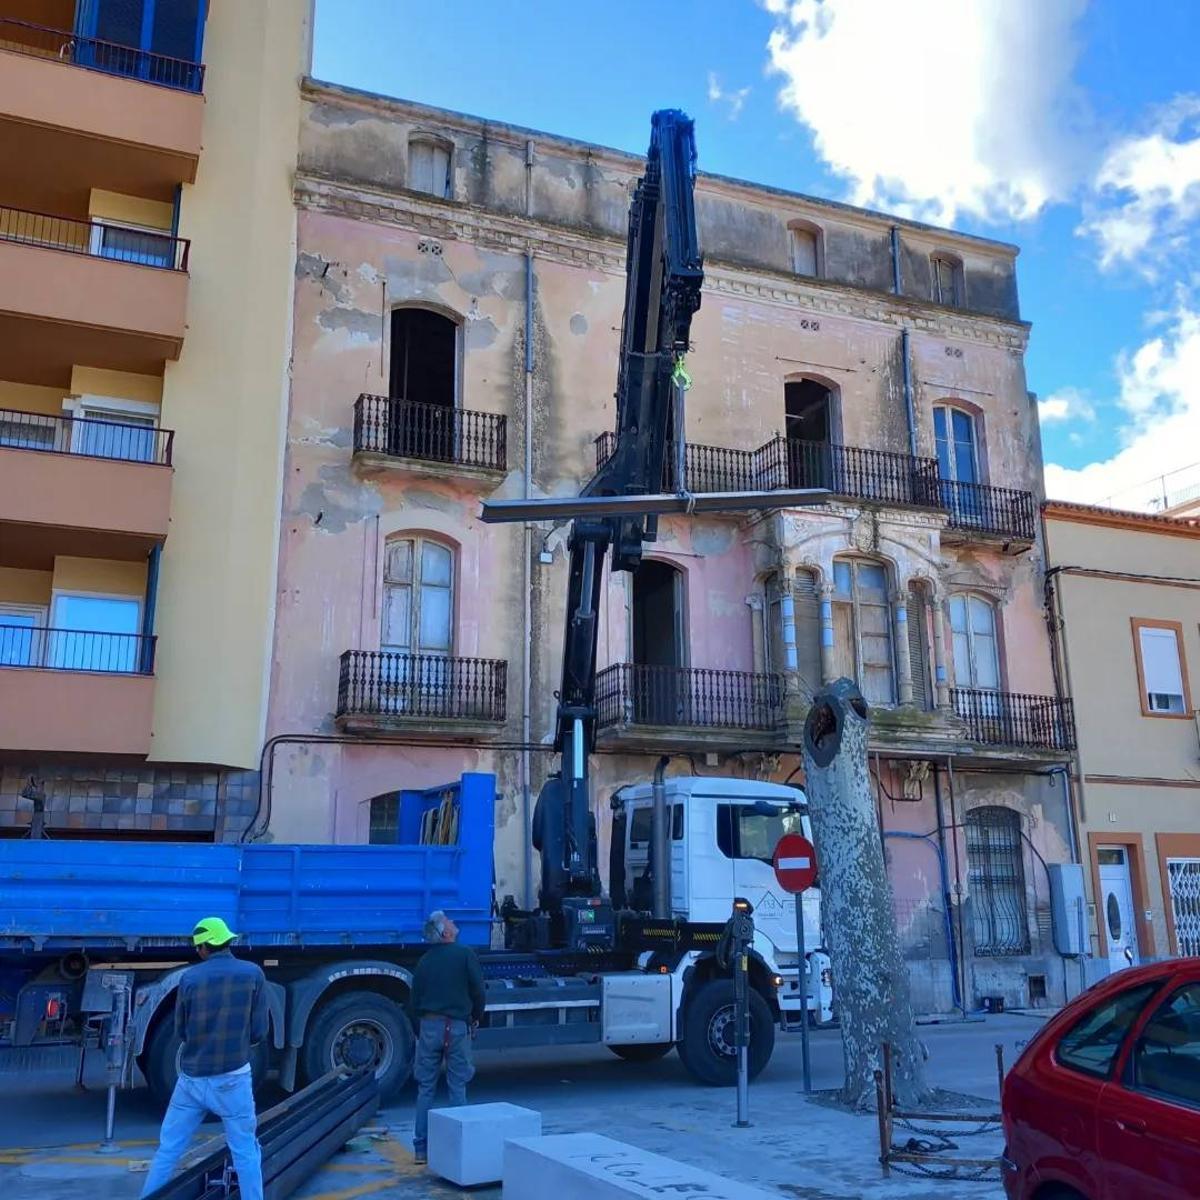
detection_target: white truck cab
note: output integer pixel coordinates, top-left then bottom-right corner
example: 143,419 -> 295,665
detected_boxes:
616,777 -> 833,1026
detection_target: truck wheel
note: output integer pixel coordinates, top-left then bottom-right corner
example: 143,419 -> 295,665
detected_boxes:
680,980 -> 775,1087
142,1016 -> 270,1108
142,1017 -> 182,1108
608,1043 -> 674,1063
301,993 -> 413,1099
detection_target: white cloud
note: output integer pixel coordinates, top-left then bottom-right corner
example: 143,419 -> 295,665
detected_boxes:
1043,301 -> 1200,507
707,71 -> 751,121
1038,387 -> 1095,424
1080,96 -> 1200,274
763,0 -> 1089,224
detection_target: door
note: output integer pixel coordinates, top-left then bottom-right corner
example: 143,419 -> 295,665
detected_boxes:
50,594 -> 140,672
380,538 -> 453,714
0,609 -> 44,666
934,405 -> 981,523
1097,978 -> 1200,1200
784,380 -> 834,490
1167,859 -> 1200,957
1099,847 -> 1140,971
630,560 -> 685,724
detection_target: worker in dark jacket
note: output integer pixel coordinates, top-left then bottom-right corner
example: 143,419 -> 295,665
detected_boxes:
142,917 -> 269,1200
409,910 -> 486,1164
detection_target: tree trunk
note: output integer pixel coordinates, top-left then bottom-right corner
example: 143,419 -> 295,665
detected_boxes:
802,677 -> 930,1110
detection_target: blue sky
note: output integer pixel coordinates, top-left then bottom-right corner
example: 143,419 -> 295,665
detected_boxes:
314,0 -> 1200,509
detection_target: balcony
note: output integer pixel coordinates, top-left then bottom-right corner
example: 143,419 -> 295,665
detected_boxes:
940,480 -> 1037,544
595,663 -> 785,750
0,18 -> 203,204
0,206 -> 189,381
594,433 -> 942,510
353,395 -> 508,480
0,408 -> 173,568
0,626 -> 156,756
951,688 -> 1076,753
336,650 -> 508,736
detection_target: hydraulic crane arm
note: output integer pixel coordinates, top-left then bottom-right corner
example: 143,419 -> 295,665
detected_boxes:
541,110 -> 703,909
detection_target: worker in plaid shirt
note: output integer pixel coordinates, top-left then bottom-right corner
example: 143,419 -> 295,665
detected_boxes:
142,916 -> 269,1199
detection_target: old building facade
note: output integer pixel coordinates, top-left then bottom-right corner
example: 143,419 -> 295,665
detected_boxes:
268,78 -> 1079,1011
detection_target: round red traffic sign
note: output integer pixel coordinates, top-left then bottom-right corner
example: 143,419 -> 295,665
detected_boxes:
773,833 -> 818,894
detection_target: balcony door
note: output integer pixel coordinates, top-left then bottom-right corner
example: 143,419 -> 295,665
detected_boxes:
381,537 -> 453,713
950,593 -> 1000,719
389,309 -> 458,462
0,606 -> 45,667
631,560 -> 685,724
75,0 -> 206,90
49,594 -> 141,673
784,379 -> 834,490
935,404 -> 983,523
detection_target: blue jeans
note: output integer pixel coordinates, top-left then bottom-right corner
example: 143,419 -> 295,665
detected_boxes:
413,1017 -> 474,1150
141,1068 -> 262,1199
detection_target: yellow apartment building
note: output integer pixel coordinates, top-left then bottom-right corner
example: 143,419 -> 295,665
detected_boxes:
0,0 -> 311,837
1044,502 -> 1200,969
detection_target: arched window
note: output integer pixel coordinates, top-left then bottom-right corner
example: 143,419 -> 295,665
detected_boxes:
949,593 -> 1000,693
382,536 -> 454,658
965,806 -> 1030,955
930,253 -> 964,307
788,220 -> 823,278
389,308 -> 458,459
784,378 -> 835,490
407,135 -> 452,199
933,404 -> 979,484
832,557 -> 895,705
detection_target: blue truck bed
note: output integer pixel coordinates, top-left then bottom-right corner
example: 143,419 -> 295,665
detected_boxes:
0,774 -> 495,955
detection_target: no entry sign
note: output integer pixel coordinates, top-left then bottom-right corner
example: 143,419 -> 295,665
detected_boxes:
773,833 -> 818,894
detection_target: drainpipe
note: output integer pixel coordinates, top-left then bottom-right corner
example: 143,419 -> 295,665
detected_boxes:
930,766 -> 964,1013
141,544 -> 161,674
652,756 -> 671,918
891,227 -> 919,460
521,139 -> 536,909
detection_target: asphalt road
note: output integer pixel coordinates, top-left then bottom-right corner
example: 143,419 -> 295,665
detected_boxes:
0,1012 -> 1047,1199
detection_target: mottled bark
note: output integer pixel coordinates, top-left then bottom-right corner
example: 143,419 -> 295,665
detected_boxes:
802,678 -> 930,1110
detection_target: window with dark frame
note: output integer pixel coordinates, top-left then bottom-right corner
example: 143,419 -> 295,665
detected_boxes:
368,794 -> 400,844
931,254 -> 963,307
1130,982 -> 1200,1106
965,806 -> 1031,956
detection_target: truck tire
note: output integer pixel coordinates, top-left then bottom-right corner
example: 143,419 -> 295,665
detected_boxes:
608,1042 -> 674,1063
679,980 -> 775,1087
142,1015 -> 270,1109
301,993 -> 413,1099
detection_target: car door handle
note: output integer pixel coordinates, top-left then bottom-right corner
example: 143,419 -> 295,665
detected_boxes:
1115,1117 -> 1147,1135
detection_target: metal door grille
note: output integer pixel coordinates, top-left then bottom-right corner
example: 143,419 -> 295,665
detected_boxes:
965,806 -> 1030,956
1168,858 -> 1200,957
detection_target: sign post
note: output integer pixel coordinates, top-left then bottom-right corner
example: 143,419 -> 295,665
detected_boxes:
774,832 -> 818,1094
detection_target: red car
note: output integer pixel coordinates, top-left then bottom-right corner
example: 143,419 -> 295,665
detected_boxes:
1001,958 -> 1200,1199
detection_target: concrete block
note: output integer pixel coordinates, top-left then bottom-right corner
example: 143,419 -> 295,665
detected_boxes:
503,1132 -> 777,1199
428,1102 -> 541,1186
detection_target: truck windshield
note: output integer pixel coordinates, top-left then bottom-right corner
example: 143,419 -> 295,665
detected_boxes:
716,804 -> 806,863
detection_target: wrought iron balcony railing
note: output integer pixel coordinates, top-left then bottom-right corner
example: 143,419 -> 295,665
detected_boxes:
940,480 -> 1037,542
595,663 -> 785,732
951,688 -> 1076,752
337,650 -> 507,723
0,407 -> 173,464
754,437 -> 943,508
0,625 -> 155,674
354,395 -> 507,472
0,17 -> 204,92
0,205 -> 190,270
595,432 -> 942,508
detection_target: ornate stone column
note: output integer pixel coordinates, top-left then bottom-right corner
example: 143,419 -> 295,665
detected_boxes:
818,583 -> 836,684
891,590 -> 914,706
930,594 -> 953,710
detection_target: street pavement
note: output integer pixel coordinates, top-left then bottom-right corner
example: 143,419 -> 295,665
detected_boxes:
0,1013 -> 1047,1199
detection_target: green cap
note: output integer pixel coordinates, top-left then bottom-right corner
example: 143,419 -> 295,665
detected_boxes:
193,916 -> 237,947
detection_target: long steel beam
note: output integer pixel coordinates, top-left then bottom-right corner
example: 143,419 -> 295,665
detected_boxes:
479,487 -> 832,523
144,1069 -> 379,1199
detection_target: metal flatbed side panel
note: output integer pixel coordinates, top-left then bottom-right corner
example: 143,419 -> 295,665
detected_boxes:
0,774 -> 495,952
